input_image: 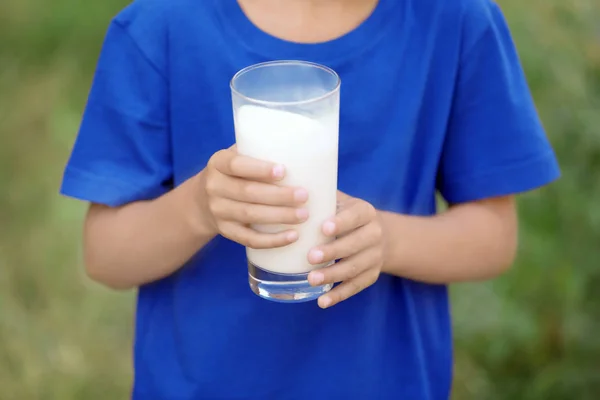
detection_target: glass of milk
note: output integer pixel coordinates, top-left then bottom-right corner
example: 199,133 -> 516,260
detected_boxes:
230,60 -> 340,303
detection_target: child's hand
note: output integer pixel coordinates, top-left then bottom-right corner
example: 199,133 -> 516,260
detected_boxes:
198,147 -> 309,249
307,191 -> 385,309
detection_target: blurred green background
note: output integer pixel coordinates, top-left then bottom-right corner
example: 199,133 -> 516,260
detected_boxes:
0,0 -> 598,399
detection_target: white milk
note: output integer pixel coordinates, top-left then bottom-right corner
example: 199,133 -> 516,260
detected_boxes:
234,105 -> 339,274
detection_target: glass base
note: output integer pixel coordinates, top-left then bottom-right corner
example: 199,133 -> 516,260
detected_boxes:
248,261 -> 333,303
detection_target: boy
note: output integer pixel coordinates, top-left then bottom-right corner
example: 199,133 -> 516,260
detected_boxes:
60,0 -> 560,398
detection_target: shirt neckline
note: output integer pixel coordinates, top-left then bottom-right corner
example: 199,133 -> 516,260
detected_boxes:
214,0 -> 400,65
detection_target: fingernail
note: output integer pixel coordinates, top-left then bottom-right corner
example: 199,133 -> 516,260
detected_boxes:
323,221 -> 336,236
319,296 -> 332,309
296,208 -> 309,221
286,231 -> 298,242
293,189 -> 308,202
309,249 -> 324,264
310,271 -> 324,285
272,164 -> 285,179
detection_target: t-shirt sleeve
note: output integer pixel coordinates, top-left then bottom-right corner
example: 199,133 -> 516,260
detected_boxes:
436,1 -> 560,204
60,17 -> 171,207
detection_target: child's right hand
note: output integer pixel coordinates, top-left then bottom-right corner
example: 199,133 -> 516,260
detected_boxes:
197,147 -> 309,249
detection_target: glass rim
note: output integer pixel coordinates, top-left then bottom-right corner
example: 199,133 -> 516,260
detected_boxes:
230,60 -> 341,107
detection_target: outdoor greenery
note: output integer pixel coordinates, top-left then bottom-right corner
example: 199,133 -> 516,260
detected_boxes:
0,0 -> 598,399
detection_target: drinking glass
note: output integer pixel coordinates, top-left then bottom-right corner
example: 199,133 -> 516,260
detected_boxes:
231,60 -> 340,303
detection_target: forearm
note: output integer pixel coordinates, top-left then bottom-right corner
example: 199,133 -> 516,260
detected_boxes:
83,173 -> 215,289
380,197 -> 518,284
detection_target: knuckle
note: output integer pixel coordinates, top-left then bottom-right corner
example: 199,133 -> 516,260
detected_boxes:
263,163 -> 275,178
371,223 -> 383,240
330,292 -> 343,305
350,280 -> 364,294
365,203 -> 377,220
242,182 -> 256,199
322,246 -> 336,262
274,235 -> 288,248
351,210 -> 361,225
208,200 -> 220,216
228,155 -> 240,174
241,206 -> 258,222
279,210 -> 292,224
346,261 -> 359,277
288,208 -> 301,223
356,226 -> 369,243
284,188 -> 297,203
336,213 -> 351,231
271,233 -> 290,248
204,177 -> 218,196
247,235 -> 262,249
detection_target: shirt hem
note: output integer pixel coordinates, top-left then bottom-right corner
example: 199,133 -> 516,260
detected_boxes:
60,166 -> 162,207
439,151 -> 561,203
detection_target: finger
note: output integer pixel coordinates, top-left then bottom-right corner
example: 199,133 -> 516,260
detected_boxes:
323,201 -> 377,237
211,150 -> 285,182
316,268 -> 380,309
209,175 -> 308,206
211,198 -> 308,225
220,221 -> 298,249
308,221 -> 382,265
308,246 -> 381,286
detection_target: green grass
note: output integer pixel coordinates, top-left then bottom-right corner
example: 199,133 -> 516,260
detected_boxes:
1,0 -> 599,399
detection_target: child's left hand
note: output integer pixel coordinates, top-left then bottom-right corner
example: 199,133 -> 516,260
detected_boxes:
307,191 -> 385,309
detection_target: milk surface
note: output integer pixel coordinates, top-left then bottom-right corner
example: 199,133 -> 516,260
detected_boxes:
234,105 -> 339,274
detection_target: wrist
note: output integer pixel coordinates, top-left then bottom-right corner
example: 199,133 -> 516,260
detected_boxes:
378,210 -> 397,275
173,171 -> 219,241
377,210 -> 414,276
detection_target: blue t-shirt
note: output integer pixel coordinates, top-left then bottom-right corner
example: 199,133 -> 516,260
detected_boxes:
61,0 -> 560,398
